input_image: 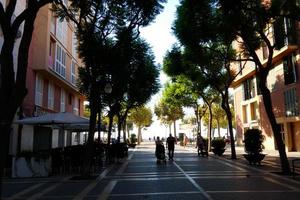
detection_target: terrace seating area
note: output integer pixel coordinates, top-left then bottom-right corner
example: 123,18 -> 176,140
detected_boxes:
51,142 -> 128,174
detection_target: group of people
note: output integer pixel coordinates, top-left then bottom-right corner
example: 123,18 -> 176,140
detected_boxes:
155,134 -> 176,160
155,134 -> 207,160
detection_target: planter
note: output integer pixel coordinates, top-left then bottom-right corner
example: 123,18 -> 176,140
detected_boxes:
128,143 -> 136,148
212,148 -> 225,156
243,153 -> 266,165
12,157 -> 51,178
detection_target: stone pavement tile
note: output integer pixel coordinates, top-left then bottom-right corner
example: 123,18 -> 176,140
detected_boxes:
108,193 -> 207,200
38,197 -> 73,200
20,182 -> 54,198
87,179 -> 110,195
111,179 -> 197,194
2,182 -> 36,198
194,176 -> 293,191
210,191 -> 300,200
178,163 -> 243,172
42,181 -> 91,197
127,161 -> 158,167
123,164 -> 180,173
83,197 -> 97,200
131,153 -> 154,159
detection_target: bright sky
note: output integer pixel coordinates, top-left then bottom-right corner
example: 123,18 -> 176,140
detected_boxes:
138,0 -> 180,139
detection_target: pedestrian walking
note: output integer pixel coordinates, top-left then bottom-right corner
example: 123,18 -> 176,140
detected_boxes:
196,134 -> 208,156
166,134 -> 176,160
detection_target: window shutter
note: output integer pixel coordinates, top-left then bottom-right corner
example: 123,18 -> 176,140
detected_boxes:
273,17 -> 285,50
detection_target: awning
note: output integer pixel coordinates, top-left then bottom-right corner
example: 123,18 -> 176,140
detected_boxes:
15,112 -> 89,125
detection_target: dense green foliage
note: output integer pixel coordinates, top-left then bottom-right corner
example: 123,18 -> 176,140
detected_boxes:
129,106 -> 153,144
54,0 -> 165,175
244,129 -> 265,155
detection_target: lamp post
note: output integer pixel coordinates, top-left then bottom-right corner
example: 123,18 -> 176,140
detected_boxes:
198,104 -> 206,137
97,81 -> 112,143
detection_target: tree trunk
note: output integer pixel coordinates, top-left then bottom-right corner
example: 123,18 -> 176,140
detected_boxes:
169,124 -> 172,135
258,72 -> 290,174
0,5 -> 39,195
173,120 -> 177,138
97,108 -> 101,143
123,119 -> 127,142
199,116 -> 202,137
195,105 -> 200,133
207,103 -> 212,151
137,126 -> 142,145
217,120 -> 220,137
0,121 -> 13,197
220,89 -> 236,159
107,112 -> 114,145
82,94 -> 98,177
117,115 -> 122,143
127,123 -> 130,140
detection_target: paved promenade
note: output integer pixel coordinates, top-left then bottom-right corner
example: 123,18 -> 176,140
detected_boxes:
2,142 -> 300,200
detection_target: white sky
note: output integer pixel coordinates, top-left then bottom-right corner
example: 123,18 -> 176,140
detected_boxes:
138,0 -> 181,139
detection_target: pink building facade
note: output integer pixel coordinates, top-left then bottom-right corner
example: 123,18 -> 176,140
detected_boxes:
232,17 -> 300,151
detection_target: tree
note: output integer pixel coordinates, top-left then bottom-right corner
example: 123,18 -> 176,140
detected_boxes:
129,106 -> 153,144
165,0 -> 261,159
162,76 -> 203,133
154,97 -> 184,138
163,46 -> 224,152
173,0 -> 300,173
214,0 -> 298,174
55,0 -> 165,176
203,103 -> 227,138
109,32 -> 160,143
0,0 -> 56,195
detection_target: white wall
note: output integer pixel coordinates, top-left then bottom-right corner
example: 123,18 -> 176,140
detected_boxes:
52,129 -> 59,148
21,125 -> 34,151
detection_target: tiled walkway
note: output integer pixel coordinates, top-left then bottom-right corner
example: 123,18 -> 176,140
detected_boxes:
2,143 -> 300,200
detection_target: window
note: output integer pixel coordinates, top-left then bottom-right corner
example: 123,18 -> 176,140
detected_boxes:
283,53 -> 297,85
242,105 -> 248,123
250,102 -> 258,121
71,61 -> 76,85
56,19 -> 67,45
60,89 -> 66,112
243,77 -> 255,100
48,82 -> 54,109
50,13 -> 56,34
284,88 -> 299,117
49,38 -> 55,68
72,33 -> 77,56
55,44 -> 66,78
73,98 -> 79,115
273,17 -> 297,50
35,75 -> 43,106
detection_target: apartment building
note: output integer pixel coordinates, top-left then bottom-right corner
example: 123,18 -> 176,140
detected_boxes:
232,17 -> 300,151
12,2 -> 85,155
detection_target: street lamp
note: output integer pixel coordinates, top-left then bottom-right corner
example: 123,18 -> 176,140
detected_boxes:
97,81 -> 112,143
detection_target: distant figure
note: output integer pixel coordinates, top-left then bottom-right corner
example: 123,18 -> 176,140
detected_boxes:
166,134 -> 176,160
184,135 -> 189,147
196,135 -> 208,157
155,136 -> 162,145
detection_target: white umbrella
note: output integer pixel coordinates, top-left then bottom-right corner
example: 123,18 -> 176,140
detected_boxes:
15,112 -> 89,125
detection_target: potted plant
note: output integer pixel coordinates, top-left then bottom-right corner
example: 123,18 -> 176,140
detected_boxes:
243,128 -> 266,165
128,134 -> 137,148
211,137 -> 226,156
